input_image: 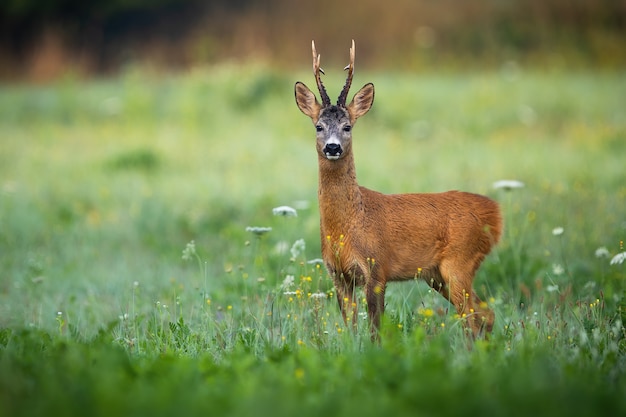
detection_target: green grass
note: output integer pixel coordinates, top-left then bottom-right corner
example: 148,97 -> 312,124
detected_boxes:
0,65 -> 625,416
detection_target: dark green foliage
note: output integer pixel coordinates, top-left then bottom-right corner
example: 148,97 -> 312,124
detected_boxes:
106,148 -> 160,172
0,326 -> 625,417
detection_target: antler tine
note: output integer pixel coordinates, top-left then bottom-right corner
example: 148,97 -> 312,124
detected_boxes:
312,40 -> 331,107
337,39 -> 355,107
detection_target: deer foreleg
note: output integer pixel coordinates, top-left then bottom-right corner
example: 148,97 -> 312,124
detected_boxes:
333,273 -> 358,331
364,276 -> 386,341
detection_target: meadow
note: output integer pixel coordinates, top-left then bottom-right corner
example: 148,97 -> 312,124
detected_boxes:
0,64 -> 625,416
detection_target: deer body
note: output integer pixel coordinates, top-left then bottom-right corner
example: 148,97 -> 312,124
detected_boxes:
295,41 -> 502,338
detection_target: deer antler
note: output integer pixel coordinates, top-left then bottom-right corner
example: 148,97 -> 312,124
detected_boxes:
337,39 -> 355,107
312,40 -> 331,107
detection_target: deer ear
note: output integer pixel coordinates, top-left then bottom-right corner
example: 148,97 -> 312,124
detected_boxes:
295,82 -> 321,121
347,83 -> 374,122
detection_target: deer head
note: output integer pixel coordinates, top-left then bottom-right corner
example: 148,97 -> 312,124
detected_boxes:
295,40 -> 375,161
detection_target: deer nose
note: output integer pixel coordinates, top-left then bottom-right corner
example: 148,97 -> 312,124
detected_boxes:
323,143 -> 342,158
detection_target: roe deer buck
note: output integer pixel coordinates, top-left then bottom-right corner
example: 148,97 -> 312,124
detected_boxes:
294,40 -> 502,339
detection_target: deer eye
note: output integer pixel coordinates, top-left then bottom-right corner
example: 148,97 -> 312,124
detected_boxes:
316,125 -> 323,132
343,125 -> 352,132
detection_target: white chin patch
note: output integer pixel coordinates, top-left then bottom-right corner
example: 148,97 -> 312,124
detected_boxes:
325,154 -> 341,160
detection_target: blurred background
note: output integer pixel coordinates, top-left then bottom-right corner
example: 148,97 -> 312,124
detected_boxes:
1,0 -> 625,81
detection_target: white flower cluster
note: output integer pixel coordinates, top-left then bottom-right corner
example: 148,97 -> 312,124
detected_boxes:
290,238 -> 306,259
310,292 -> 327,299
272,205 -> 298,217
610,251 -> 626,266
181,240 -> 196,261
245,226 -> 272,235
493,179 -> 525,191
281,275 -> 295,290
595,246 -> 625,266
595,247 -> 610,258
552,227 -> 564,236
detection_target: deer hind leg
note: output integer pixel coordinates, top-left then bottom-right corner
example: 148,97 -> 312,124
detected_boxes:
439,259 -> 493,338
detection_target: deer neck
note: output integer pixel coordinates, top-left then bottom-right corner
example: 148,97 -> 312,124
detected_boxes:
317,153 -> 363,236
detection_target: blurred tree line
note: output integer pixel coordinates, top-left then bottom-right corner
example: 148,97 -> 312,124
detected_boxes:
1,0 -> 624,80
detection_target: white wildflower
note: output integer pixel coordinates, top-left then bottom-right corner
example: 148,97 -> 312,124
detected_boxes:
552,227 -> 564,236
307,258 -> 324,265
282,275 -> 295,290
272,206 -> 298,217
290,238 -> 306,259
546,284 -> 559,293
310,292 -> 327,299
245,226 -> 272,236
182,240 -> 196,261
610,252 -> 626,265
552,264 -> 564,276
493,180 -> 525,191
595,247 -> 610,258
